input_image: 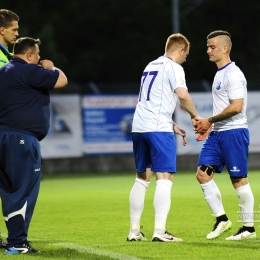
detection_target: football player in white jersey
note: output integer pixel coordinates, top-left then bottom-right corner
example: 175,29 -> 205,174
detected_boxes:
194,30 -> 256,240
127,33 -> 199,242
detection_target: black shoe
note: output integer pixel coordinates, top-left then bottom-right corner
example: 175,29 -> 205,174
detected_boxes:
5,241 -> 40,254
0,238 -> 6,249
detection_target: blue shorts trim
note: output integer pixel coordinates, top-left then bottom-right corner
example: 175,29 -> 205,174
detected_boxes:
132,132 -> 176,173
198,128 -> 249,177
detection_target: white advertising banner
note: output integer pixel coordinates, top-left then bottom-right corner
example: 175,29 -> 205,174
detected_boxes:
247,91 -> 260,152
82,95 -> 138,154
175,92 -> 212,155
40,94 -> 83,158
175,91 -> 260,155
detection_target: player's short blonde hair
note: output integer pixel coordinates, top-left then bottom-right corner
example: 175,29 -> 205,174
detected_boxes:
165,33 -> 190,53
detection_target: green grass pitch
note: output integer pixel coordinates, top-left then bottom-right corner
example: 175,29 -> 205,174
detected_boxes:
0,170 -> 259,259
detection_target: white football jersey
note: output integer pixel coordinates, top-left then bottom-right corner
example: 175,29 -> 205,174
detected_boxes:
132,56 -> 187,132
212,62 -> 248,131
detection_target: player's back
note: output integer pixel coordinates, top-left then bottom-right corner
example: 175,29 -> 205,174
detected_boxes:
132,56 -> 186,133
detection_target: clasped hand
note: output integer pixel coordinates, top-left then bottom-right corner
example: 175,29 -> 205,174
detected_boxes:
192,117 -> 212,141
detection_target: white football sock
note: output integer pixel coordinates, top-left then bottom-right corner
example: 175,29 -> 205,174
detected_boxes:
200,179 -> 225,216
129,178 -> 150,235
153,179 -> 172,235
235,183 -> 254,227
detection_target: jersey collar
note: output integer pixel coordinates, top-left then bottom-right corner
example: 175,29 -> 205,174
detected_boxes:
0,43 -> 9,53
11,57 -> 28,64
218,62 -> 232,71
162,55 -> 172,60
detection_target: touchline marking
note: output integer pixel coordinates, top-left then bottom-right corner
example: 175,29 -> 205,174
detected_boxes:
54,242 -> 148,260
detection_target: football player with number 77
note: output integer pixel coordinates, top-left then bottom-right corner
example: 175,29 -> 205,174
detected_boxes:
127,33 -> 200,242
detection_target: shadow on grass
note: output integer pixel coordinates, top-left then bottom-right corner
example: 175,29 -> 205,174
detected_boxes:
18,248 -> 117,260
26,241 -> 137,260
184,239 -> 260,250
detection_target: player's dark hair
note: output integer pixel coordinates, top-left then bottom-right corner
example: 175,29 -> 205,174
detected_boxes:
13,37 -> 41,54
207,30 -> 231,40
0,9 -> 19,27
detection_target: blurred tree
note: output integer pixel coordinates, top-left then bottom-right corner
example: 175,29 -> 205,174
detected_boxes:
1,0 -> 171,84
1,0 -> 260,90
180,0 -> 260,83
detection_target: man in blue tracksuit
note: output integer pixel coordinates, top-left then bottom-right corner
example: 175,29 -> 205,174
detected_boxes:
0,9 -> 19,248
0,37 -> 67,254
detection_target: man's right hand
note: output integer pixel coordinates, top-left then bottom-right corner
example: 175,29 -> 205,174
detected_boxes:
39,60 -> 54,70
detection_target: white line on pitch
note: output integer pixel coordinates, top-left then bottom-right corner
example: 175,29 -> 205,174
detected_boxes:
54,242 -> 148,260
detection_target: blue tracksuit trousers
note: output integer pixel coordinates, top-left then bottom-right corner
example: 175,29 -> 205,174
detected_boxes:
0,126 -> 41,247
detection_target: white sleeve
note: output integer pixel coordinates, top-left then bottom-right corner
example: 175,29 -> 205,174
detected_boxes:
167,62 -> 188,91
228,71 -> 246,100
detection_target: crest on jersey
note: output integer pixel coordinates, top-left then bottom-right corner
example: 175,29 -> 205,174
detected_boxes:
215,81 -> 221,90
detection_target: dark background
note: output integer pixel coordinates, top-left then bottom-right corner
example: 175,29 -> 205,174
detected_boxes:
2,0 -> 260,93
